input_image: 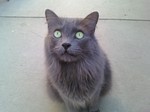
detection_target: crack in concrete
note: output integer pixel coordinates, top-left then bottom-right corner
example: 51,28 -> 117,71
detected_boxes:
0,16 -> 150,22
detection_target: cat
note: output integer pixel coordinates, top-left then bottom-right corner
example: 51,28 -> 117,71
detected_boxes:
45,9 -> 112,112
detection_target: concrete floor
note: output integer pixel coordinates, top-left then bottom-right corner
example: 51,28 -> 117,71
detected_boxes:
0,0 -> 150,112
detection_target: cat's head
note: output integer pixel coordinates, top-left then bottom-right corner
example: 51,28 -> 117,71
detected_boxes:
45,9 -> 99,62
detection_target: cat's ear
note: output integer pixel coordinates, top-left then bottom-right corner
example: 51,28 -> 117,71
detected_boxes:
80,11 -> 99,33
45,9 -> 60,24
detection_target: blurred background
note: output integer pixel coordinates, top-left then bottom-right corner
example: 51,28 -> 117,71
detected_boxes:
0,0 -> 150,112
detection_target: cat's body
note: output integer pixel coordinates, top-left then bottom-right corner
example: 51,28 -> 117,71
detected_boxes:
45,10 -> 111,112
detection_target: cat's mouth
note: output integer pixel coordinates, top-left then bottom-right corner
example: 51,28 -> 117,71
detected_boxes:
62,51 -> 76,57
58,50 -> 78,62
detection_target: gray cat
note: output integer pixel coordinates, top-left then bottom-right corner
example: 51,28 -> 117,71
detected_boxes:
45,9 -> 111,112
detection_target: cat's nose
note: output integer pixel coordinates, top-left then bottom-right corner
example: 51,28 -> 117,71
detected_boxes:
62,43 -> 71,50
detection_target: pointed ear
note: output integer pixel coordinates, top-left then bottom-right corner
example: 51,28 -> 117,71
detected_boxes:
80,11 -> 99,33
45,9 -> 60,25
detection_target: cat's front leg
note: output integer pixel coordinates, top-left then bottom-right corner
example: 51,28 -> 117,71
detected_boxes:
89,109 -> 100,112
65,102 -> 79,112
80,106 -> 100,112
88,92 -> 101,112
89,105 -> 100,112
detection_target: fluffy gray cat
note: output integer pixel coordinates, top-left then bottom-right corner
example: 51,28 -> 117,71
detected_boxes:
45,9 -> 111,112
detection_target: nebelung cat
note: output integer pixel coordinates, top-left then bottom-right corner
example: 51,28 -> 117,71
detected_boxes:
45,9 -> 111,112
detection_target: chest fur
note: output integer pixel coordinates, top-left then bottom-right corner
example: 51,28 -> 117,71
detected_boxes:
53,62 -> 103,100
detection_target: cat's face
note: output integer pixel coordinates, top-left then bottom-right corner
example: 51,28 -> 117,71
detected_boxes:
45,9 -> 99,62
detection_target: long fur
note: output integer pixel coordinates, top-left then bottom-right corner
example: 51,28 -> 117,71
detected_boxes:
45,9 -> 112,112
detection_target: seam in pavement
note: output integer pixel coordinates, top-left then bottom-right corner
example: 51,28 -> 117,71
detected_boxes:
0,16 -> 150,22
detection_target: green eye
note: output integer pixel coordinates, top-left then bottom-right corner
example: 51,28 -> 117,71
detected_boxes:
75,31 -> 84,39
54,30 -> 62,38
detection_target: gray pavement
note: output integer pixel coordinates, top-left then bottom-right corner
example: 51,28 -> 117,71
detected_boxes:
0,0 -> 150,112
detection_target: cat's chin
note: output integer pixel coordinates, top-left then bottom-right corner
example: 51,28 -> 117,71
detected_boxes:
59,53 -> 79,62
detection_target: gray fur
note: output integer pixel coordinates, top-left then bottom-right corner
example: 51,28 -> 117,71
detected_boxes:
45,9 -> 112,112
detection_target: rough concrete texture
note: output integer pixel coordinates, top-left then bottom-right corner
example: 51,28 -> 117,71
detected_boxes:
0,0 -> 150,112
